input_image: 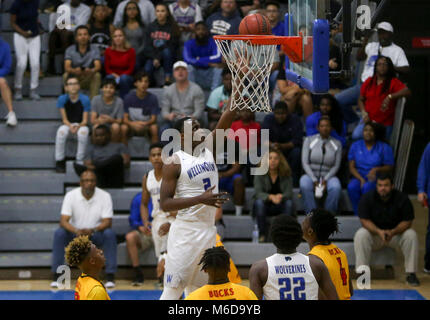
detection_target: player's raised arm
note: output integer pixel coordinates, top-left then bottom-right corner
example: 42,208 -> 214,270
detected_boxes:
249,259 -> 268,300
160,155 -> 229,212
309,255 -> 339,300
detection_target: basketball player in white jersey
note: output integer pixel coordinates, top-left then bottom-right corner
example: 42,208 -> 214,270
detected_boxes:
140,143 -> 176,282
249,215 -> 339,300
159,96 -> 239,300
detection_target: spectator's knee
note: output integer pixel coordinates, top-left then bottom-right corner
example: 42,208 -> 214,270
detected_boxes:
403,228 -> 418,241
354,227 -> 372,243
0,77 -> 8,88
53,227 -> 69,240
299,175 -> 313,191
102,228 -> 116,240
111,123 -> 120,133
56,125 -> 69,137
125,231 -> 136,243
78,126 -> 89,137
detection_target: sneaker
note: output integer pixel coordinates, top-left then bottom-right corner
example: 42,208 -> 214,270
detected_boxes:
6,112 -> 17,127
132,270 -> 144,286
30,90 -> 41,101
406,273 -> 420,286
424,267 -> 430,274
105,274 -> 115,289
55,160 -> 66,173
14,90 -> 23,101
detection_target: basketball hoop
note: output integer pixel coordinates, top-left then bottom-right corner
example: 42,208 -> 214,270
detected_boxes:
214,35 -> 303,112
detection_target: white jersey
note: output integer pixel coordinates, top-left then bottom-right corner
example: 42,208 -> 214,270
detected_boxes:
173,148 -> 218,226
146,169 -> 168,219
263,252 -> 319,300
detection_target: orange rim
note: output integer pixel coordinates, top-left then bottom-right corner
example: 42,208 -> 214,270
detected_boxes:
213,35 -> 301,45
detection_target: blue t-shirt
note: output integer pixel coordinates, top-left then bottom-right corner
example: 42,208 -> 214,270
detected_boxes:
306,111 -> 347,146
9,0 -> 40,36
128,193 -> 153,230
272,21 -> 285,36
348,139 -> 394,178
183,37 -> 222,68
57,93 -> 91,123
124,91 -> 160,121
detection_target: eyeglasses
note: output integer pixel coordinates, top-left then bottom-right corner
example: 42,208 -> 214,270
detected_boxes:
67,82 -> 80,86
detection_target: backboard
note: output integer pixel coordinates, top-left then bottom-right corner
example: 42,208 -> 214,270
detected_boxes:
283,0 -> 330,93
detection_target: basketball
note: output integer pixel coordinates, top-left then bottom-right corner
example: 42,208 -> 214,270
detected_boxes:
239,13 -> 272,35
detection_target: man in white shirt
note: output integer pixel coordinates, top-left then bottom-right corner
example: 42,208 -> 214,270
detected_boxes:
113,0 -> 156,27
335,22 -> 409,124
50,170 -> 117,288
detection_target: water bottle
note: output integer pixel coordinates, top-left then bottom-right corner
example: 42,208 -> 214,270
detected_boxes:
252,224 -> 259,243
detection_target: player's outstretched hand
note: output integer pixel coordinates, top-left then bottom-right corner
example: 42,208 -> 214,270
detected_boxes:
199,185 -> 229,208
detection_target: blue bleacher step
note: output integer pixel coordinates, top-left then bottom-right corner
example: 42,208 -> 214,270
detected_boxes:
0,196 -> 63,222
0,170 -> 65,195
65,160 -> 153,184
0,120 -> 60,143
0,98 -> 60,120
0,145 -> 55,168
6,76 -> 63,97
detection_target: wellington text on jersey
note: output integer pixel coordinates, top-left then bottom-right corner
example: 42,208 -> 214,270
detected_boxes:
167,304 -> 261,317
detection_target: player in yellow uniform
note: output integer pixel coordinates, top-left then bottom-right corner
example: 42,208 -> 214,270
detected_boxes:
185,246 -> 257,300
301,209 -> 353,300
65,235 -> 111,300
215,233 -> 241,284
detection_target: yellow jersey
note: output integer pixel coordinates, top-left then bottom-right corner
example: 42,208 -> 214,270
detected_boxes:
309,243 -> 351,300
185,282 -> 258,300
74,273 -> 111,300
216,234 -> 241,283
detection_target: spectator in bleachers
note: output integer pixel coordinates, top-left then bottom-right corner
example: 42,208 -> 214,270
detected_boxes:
183,21 -> 222,91
143,2 -> 180,86
253,148 -> 293,242
104,28 -> 136,99
300,116 -> 342,214
0,35 -> 17,126
276,63 -> 314,119
122,1 -> 146,72
354,172 -> 420,286
306,93 -> 347,147
347,121 -> 394,215
417,143 -> 430,273
240,0 -> 263,17
63,25 -> 102,99
87,4 -> 115,59
262,101 -> 303,187
335,22 -> 409,125
51,170 -> 117,289
113,0 -> 155,29
10,0 -> 41,100
206,67 -> 231,131
215,140 -> 245,216
265,1 -> 284,37
169,0 -> 203,45
206,0 -> 242,36
160,61 -> 206,131
90,77 -> 125,143
55,75 -> 90,173
74,124 -> 130,188
125,192 -> 154,286
47,0 -> 91,75
121,71 -> 160,145
352,56 -> 411,141
229,108 -> 261,151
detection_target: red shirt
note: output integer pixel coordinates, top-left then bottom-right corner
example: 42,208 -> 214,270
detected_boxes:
104,47 -> 136,75
361,76 -> 406,126
229,120 -> 261,150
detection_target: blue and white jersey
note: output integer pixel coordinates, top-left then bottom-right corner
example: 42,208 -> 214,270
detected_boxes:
263,252 -> 319,300
174,148 -> 218,226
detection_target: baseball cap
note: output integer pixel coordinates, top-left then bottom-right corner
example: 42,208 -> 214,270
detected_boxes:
173,61 -> 188,70
377,22 -> 393,33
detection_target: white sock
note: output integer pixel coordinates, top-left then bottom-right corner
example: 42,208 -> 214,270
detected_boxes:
235,206 -> 243,216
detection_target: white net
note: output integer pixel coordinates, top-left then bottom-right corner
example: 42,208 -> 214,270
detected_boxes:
214,38 -> 277,112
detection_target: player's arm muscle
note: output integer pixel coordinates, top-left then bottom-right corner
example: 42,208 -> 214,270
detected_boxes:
309,255 -> 339,300
249,259 -> 268,300
140,174 -> 150,224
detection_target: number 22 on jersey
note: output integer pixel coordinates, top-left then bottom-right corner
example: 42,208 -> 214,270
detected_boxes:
278,277 -> 306,300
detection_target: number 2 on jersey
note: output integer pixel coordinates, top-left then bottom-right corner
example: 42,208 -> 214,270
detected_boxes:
278,277 -> 306,300
203,178 -> 211,191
